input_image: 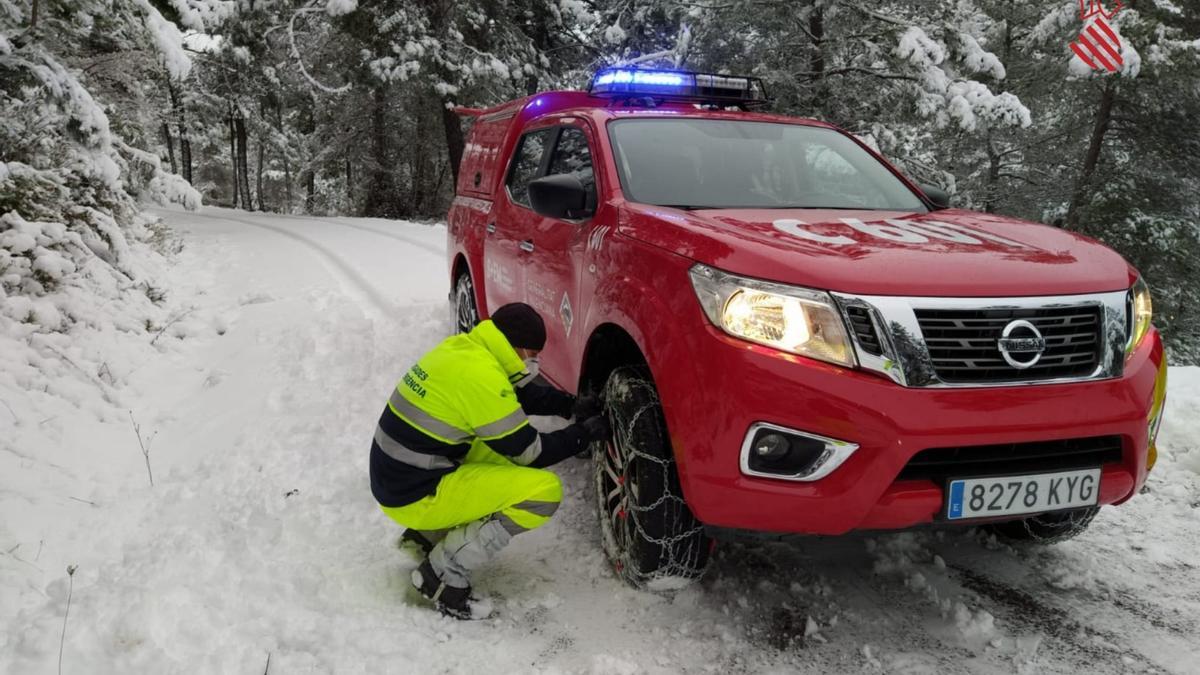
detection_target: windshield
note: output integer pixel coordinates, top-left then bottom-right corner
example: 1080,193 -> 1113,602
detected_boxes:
608,118 -> 927,211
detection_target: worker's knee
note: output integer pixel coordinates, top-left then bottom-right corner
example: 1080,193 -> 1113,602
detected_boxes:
524,469 -> 563,505
497,469 -> 562,533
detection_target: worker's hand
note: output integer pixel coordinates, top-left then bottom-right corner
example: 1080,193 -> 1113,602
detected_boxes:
580,415 -> 611,443
572,392 -> 603,420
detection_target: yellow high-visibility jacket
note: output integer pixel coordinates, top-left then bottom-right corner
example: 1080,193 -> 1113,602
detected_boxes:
369,320 -> 580,507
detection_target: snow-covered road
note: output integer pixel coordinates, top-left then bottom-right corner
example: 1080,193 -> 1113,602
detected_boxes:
2,207 -> 1198,674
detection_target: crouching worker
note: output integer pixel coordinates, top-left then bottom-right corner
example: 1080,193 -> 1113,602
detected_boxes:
370,302 -> 608,619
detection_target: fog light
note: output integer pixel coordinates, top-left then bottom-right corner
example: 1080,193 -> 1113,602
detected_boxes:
741,423 -> 860,482
753,433 -> 790,460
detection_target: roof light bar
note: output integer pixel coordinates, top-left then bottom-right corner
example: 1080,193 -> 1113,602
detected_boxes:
595,70 -> 687,87
589,68 -> 769,108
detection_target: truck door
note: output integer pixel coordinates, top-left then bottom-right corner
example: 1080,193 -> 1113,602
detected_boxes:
485,126 -> 555,312
522,122 -> 600,390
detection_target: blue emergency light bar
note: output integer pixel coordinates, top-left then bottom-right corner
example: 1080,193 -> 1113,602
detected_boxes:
588,68 -> 770,108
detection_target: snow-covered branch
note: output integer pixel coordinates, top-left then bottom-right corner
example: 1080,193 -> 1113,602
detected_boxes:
288,4 -> 351,95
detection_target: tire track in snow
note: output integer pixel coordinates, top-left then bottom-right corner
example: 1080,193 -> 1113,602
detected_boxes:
166,209 -> 419,316
702,537 -> 974,672
941,554 -> 1194,674
259,212 -> 444,256
948,564 -> 1164,673
928,526 -> 1200,673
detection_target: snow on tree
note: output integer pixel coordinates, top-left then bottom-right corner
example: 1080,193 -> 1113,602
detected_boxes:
1,0 -> 202,344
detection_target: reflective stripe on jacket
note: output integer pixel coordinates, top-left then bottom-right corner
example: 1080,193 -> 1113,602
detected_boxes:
369,319 -> 581,507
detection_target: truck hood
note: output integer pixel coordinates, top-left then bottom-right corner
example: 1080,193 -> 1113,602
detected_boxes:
618,205 -> 1135,297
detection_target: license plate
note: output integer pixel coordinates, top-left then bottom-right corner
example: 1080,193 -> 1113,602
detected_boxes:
945,468 -> 1101,521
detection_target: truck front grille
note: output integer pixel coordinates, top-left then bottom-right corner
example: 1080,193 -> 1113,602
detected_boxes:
845,306 -> 883,356
897,435 -> 1123,482
914,305 -> 1102,383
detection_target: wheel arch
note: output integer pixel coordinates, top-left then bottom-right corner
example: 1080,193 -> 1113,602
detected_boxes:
578,323 -> 649,396
450,253 -> 488,319
451,253 -> 470,286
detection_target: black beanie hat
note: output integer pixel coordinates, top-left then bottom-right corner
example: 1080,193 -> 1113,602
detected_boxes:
490,303 -> 546,351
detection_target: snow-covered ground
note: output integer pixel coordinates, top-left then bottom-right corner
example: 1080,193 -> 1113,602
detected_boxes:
2,207 -> 1198,674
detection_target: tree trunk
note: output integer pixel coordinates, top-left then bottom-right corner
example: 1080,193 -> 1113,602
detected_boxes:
235,115 -> 253,210
179,137 -> 192,183
363,85 -> 399,218
283,160 -> 294,213
301,93 -> 318,214
984,131 -> 1000,214
809,7 -> 826,113
166,78 -> 192,182
228,112 -> 239,208
305,170 -> 315,213
1065,80 -> 1118,231
161,122 -> 177,174
274,98 -> 292,213
523,9 -> 551,95
256,138 -> 266,211
412,109 -> 427,214
419,0 -> 466,194
440,100 -> 464,190
345,159 -> 353,207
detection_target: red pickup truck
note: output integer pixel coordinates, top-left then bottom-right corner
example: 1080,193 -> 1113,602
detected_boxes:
446,69 -> 1168,589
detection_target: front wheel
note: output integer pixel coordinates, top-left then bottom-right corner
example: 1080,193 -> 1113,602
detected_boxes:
453,272 -> 479,335
593,366 -> 712,590
984,506 -> 1099,544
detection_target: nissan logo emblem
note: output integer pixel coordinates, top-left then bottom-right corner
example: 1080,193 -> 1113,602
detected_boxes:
997,319 -> 1047,369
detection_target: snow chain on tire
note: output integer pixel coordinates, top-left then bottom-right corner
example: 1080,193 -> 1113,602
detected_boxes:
593,366 -> 711,590
985,506 -> 1099,544
453,273 -> 478,335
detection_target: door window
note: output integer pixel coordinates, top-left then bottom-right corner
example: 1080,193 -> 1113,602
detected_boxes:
546,127 -> 595,196
506,129 -> 553,207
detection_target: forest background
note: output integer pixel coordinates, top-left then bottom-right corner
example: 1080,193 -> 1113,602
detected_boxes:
2,0 -> 1198,361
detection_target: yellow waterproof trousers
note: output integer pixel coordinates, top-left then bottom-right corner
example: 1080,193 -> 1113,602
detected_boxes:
379,443 -> 562,536
380,444 -> 562,587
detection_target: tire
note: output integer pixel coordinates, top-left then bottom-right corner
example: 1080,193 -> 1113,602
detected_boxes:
453,272 -> 479,335
983,506 -> 1099,544
592,366 -> 712,590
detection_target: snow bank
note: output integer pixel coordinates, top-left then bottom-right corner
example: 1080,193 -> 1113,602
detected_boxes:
2,34 -> 205,619
1159,366 -> 1200,475
0,21 -> 203,444
0,207 -> 213,643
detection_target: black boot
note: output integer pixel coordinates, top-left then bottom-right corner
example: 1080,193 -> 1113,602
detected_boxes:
398,529 -> 435,555
410,559 -> 494,620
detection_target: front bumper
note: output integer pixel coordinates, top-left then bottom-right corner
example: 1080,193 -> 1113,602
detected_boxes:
657,323 -> 1165,536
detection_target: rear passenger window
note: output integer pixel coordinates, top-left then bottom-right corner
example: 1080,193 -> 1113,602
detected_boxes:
507,129 -> 552,207
546,128 -> 595,196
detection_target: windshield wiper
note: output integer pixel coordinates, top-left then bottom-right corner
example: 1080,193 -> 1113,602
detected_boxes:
755,205 -> 895,210
655,204 -> 901,211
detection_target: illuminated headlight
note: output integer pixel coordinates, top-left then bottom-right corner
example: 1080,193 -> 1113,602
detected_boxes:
1126,276 -> 1153,358
689,264 -> 855,367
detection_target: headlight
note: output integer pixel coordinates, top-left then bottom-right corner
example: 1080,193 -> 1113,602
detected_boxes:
1126,276 -> 1153,358
688,263 -> 855,367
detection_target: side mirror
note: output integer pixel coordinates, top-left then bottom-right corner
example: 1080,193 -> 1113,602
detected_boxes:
529,174 -> 592,220
919,184 -> 952,210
